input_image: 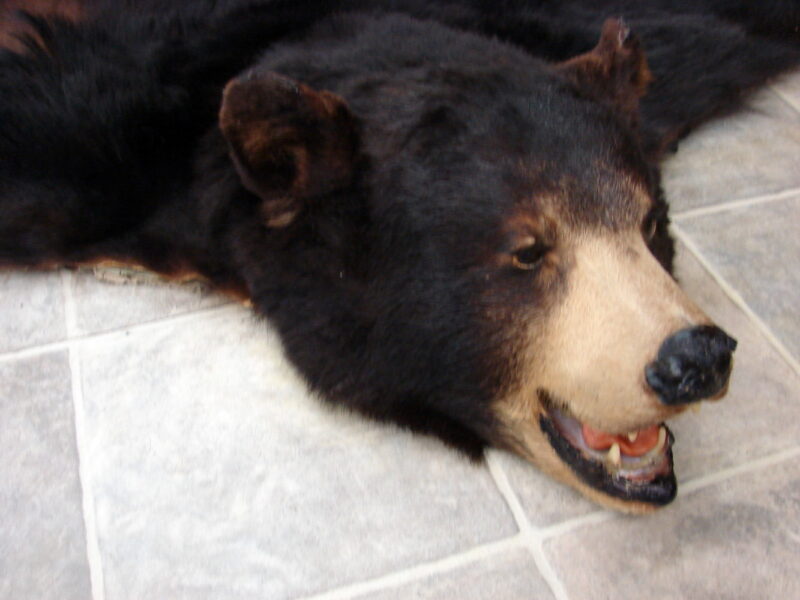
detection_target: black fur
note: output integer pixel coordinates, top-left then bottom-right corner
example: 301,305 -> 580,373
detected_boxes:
1,0 -> 798,459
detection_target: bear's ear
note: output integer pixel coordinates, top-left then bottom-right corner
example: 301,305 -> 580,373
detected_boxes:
219,72 -> 359,228
556,18 -> 652,127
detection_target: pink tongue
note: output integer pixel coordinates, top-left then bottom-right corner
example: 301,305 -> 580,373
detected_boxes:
581,423 -> 661,457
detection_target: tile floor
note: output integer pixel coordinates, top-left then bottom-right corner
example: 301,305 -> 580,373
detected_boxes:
1,71 -> 799,600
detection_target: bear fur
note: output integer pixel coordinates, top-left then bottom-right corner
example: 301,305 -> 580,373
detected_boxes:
0,0 -> 797,511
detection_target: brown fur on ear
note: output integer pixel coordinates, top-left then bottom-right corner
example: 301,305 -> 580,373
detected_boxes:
0,0 -> 85,53
219,71 -> 358,228
557,18 -> 652,127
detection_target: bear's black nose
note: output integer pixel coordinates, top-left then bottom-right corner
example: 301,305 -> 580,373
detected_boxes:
645,325 -> 737,406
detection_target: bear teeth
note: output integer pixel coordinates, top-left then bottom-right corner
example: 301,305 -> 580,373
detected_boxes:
607,443 -> 621,467
656,426 -> 666,451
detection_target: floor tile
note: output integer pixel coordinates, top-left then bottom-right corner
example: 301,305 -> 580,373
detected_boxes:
491,452 -> 601,529
76,309 -> 516,600
670,243 -> 800,482
545,457 -> 800,600
0,351 -> 92,600
0,271 -> 66,353
662,88 -> 800,212
676,194 -> 800,360
70,269 -> 228,335
352,549 -> 554,600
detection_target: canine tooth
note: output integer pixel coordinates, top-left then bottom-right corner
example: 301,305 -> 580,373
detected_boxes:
657,426 -> 667,450
608,443 -> 621,467
627,432 -> 638,442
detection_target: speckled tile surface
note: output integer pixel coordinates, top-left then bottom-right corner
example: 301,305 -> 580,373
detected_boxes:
0,271 -> 66,353
70,270 -> 228,335
668,244 -> 800,482
676,194 -> 800,361
0,352 -> 92,600
663,84 -> 800,212
545,458 -> 800,600
491,452 -> 601,529
75,310 -> 516,600
1,58 -> 798,600
352,549 -> 555,600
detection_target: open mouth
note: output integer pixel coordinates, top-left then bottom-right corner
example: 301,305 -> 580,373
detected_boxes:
540,406 -> 677,505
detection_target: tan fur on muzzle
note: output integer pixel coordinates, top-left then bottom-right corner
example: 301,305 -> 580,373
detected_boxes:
493,230 -> 714,511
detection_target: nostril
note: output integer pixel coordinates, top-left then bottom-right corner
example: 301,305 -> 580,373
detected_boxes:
645,364 -> 668,399
646,325 -> 737,405
716,351 -> 732,376
721,331 -> 738,353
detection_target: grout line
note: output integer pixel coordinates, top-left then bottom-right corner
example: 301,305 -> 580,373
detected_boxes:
303,444 -> 799,600
485,451 -> 532,532
0,338 -> 73,364
0,301 -> 242,365
525,448 -> 800,552
680,446 -> 800,496
61,271 -> 106,600
671,186 -> 800,221
536,448 -> 800,540
538,510 -> 616,541
299,536 -> 526,600
672,225 -> 800,377
485,452 -> 569,600
771,85 -> 800,116
526,537 -> 570,600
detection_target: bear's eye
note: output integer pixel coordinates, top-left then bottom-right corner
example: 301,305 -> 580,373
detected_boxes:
642,211 -> 658,241
511,239 -> 549,270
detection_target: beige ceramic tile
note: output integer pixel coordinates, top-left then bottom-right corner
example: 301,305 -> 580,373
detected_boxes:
545,456 -> 800,600
0,351 -> 92,600
676,194 -> 800,360
0,271 -> 66,353
76,308 -> 516,600
662,88 -> 800,212
670,242 -> 800,482
70,269 -> 228,335
352,549 -> 554,600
